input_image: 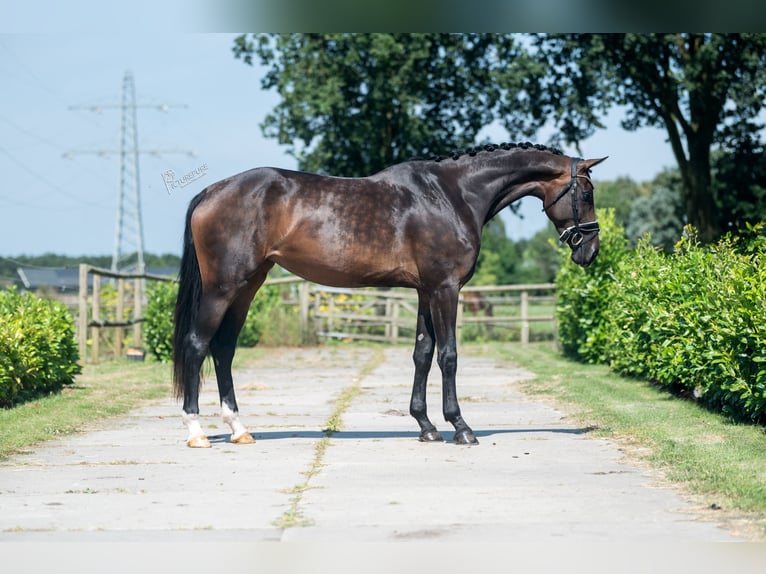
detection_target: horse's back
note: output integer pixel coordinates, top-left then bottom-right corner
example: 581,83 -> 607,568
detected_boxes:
188,162 -> 477,289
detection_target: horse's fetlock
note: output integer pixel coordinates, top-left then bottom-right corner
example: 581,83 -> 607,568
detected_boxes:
410,399 -> 426,418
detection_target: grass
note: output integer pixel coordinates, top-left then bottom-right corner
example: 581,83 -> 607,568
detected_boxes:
473,341 -> 766,535
0,347 -> 265,461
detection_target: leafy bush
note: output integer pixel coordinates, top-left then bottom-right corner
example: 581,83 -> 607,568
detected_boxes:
237,284 -> 283,347
555,208 -> 629,363
0,288 -> 81,407
606,226 -> 766,422
143,281 -> 284,362
556,217 -> 766,424
144,281 -> 177,362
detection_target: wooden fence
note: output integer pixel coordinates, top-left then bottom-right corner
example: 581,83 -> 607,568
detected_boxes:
76,269 -> 555,363
77,264 -> 174,364
458,283 -> 557,344
310,283 -> 556,345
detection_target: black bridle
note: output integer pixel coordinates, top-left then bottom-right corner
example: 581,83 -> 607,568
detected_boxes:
542,157 -> 599,247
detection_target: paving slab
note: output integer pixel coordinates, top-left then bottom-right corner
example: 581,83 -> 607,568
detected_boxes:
0,345 -> 742,544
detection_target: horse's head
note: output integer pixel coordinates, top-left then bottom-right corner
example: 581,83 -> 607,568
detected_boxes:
542,156 -> 607,267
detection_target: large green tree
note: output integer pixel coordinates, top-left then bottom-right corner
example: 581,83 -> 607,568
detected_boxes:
625,169 -> 687,251
589,176 -> 647,230
233,33 -> 525,176
528,33 -> 766,242
234,33 -> 766,242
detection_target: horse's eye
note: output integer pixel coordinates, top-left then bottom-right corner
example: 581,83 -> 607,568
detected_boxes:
582,190 -> 594,203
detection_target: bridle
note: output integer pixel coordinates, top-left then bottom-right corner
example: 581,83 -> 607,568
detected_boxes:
542,157 -> 599,247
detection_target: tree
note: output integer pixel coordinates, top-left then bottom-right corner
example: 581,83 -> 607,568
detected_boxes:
233,33 -> 523,177
471,218 -> 521,286
625,169 -> 686,252
515,227 -> 561,284
234,34 -> 765,241
711,137 -> 766,234
528,33 -> 766,242
590,176 -> 647,230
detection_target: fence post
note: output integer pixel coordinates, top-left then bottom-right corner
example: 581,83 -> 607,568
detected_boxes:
327,294 -> 335,335
299,281 -> 310,344
115,278 -> 125,358
133,277 -> 143,347
520,290 -> 530,345
78,264 -> 88,364
390,299 -> 400,344
91,272 -> 101,364
456,294 -> 464,345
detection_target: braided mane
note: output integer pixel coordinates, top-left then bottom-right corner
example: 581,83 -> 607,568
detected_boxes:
425,141 -> 563,163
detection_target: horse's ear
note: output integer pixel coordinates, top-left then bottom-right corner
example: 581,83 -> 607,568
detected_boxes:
582,157 -> 608,170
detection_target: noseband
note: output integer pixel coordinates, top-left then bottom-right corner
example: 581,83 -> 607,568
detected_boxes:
542,157 -> 599,247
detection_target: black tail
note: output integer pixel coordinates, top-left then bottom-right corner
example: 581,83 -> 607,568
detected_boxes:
172,191 -> 207,400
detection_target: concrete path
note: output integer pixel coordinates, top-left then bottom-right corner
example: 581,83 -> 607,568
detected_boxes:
0,345 -> 740,543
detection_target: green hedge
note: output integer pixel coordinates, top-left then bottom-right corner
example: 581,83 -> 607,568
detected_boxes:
143,281 -> 283,362
556,211 -> 766,424
0,288 -> 81,407
555,209 -> 629,363
144,281 -> 177,363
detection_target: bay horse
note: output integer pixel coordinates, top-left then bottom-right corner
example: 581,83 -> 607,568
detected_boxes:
173,142 -> 606,448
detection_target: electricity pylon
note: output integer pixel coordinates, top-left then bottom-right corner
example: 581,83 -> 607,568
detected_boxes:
67,70 -> 191,272
114,70 -> 144,273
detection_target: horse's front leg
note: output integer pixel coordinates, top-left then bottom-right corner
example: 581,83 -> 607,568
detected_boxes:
430,286 -> 478,445
410,292 -> 443,442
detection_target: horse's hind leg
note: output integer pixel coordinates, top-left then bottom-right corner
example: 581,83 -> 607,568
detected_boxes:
209,266 -> 273,444
182,292 -> 235,448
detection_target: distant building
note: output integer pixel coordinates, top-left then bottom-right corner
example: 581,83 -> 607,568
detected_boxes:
16,267 -> 178,293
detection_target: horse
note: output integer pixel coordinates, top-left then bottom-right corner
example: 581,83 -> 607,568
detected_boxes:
172,142 -> 606,448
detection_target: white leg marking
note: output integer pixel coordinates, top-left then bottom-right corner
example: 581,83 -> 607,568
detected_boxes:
221,403 -> 249,441
182,412 -> 205,441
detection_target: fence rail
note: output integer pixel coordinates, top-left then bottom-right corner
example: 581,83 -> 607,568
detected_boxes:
76,267 -> 556,363
310,283 -> 556,345
77,264 -> 174,364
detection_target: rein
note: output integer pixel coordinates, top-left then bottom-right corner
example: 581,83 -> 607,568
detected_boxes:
543,157 -> 600,247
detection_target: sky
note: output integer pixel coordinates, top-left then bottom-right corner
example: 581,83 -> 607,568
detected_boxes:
0,33 -> 678,259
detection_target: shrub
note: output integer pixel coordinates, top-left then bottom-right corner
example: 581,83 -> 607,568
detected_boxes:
555,208 -> 629,363
0,288 -> 81,407
556,217 -> 766,424
606,226 -> 766,422
237,284 -> 283,347
144,281 -> 177,362
143,280 -> 285,362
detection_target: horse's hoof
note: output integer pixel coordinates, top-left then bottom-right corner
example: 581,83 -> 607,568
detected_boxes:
231,432 -> 255,444
187,434 -> 212,448
419,429 -> 444,442
453,429 -> 479,445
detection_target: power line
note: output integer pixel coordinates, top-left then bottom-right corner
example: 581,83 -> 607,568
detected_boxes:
0,255 -> 78,270
0,144 -> 111,209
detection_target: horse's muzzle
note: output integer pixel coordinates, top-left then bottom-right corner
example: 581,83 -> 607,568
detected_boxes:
570,236 -> 600,267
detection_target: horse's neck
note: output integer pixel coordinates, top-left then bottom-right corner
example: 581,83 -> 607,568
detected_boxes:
461,153 -> 552,227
